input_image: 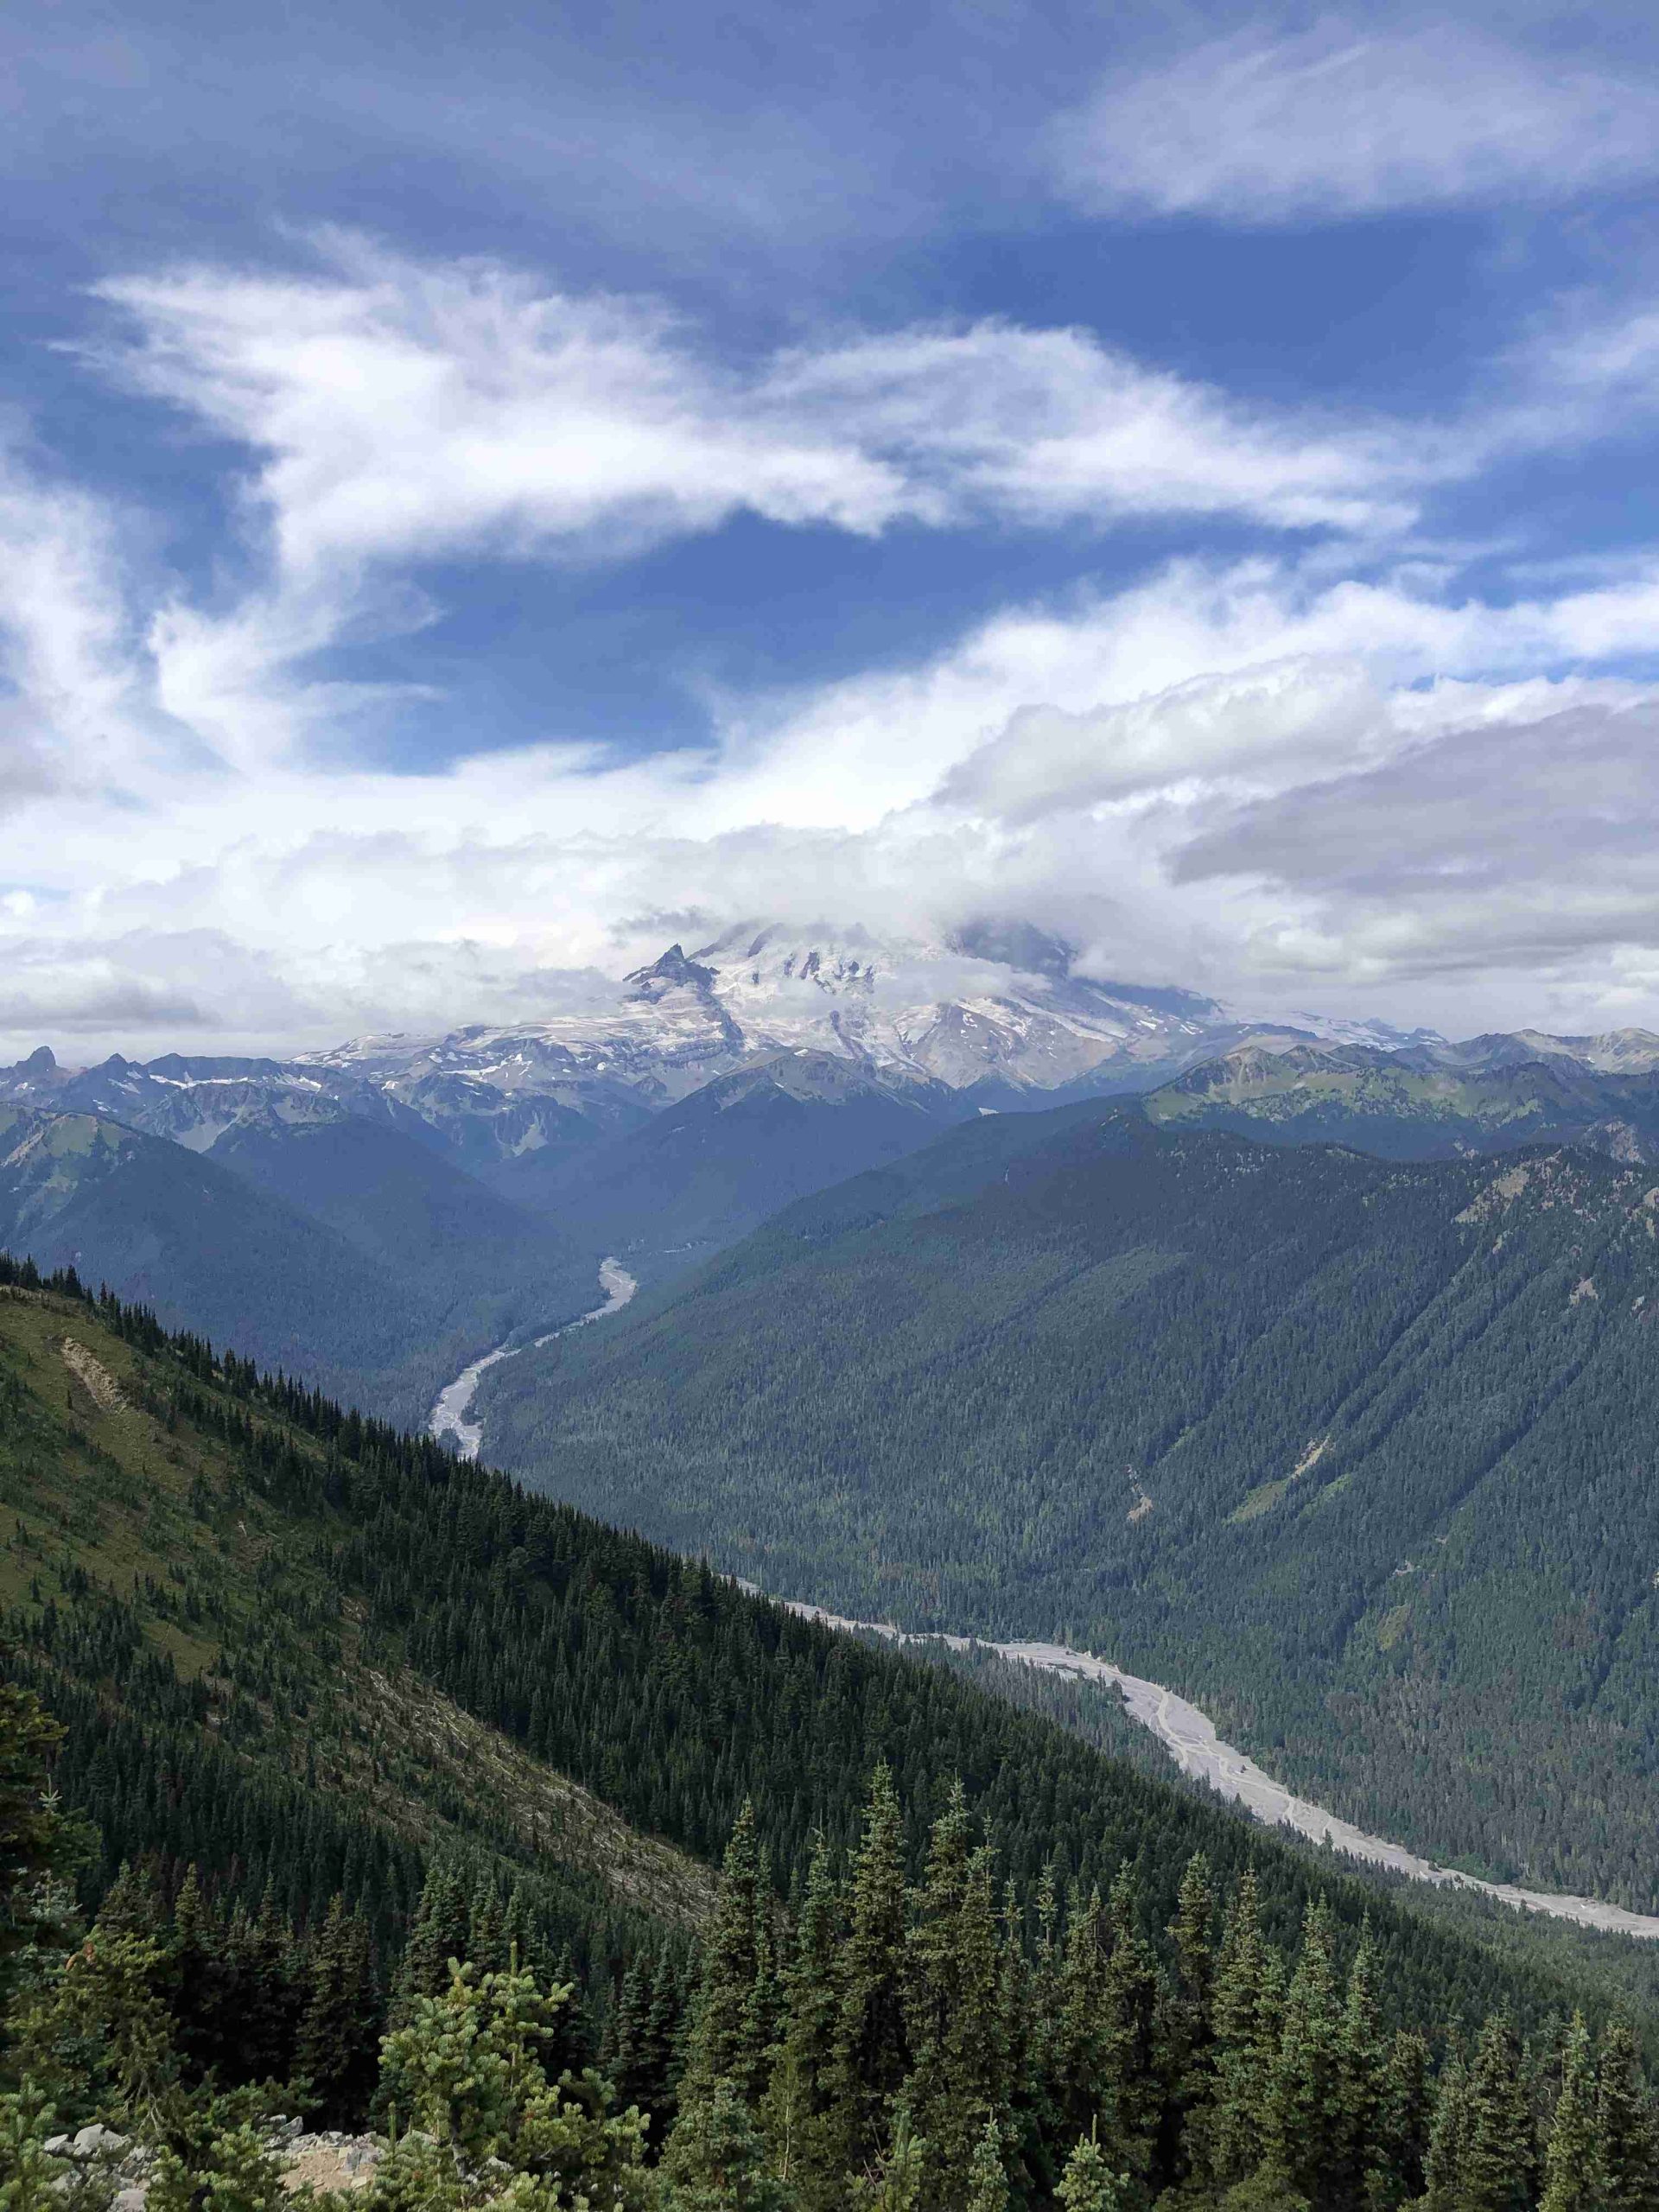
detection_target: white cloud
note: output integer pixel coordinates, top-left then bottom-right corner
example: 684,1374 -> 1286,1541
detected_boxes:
1052,23 -> 1659,223
10,542 -> 1659,1058
90,239 -> 1435,620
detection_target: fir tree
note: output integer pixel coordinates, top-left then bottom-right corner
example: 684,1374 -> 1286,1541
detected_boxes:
1541,2012 -> 1605,2212
1457,2012 -> 1537,2212
1205,1872 -> 1281,2191
296,1895 -> 378,2129
964,2113 -> 1007,2212
1096,1867 -> 1163,2186
829,1767 -> 910,2175
1264,1898 -> 1344,2203
1599,2010 -> 1659,2212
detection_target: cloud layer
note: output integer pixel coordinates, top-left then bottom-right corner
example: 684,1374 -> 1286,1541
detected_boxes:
1052,23 -> 1659,222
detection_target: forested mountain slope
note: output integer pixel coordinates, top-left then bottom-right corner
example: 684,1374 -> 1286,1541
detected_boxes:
485,1104 -> 1659,1909
6,1255 -> 1641,2061
1142,1037 -> 1659,1162
0,1103 -> 596,1427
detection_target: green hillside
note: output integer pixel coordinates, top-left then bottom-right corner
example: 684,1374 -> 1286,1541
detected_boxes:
0,1103 -> 595,1426
484,1105 -> 1659,1908
15,1257 -> 1659,2206
1141,1040 -> 1659,1160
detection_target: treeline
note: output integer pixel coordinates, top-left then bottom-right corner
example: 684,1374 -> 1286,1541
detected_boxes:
8,1687 -> 1659,2212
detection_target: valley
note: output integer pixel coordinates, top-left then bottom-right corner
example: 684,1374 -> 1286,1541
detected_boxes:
428,1255 -> 639,1457
786,1603 -> 1659,1942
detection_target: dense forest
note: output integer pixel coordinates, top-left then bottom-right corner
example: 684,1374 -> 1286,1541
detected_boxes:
480,1106 -> 1659,1908
12,1256 -> 1659,2201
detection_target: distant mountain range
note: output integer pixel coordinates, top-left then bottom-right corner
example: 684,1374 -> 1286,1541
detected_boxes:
9,919 -> 1659,1412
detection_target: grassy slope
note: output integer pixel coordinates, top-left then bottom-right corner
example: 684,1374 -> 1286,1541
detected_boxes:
0,1282 -> 715,1938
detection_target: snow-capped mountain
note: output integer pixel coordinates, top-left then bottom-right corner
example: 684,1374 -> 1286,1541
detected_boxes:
302,921 -> 1262,1121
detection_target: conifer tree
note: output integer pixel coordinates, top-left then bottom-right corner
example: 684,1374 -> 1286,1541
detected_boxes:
829,1767 -> 910,2175
395,1860 -> 471,2019
1421,2045 -> 1471,2212
1205,1872 -> 1281,2190
1055,2127 -> 1127,2212
297,1895 -> 378,2128
1264,1897 -> 1344,2202
661,2080 -> 788,2212
763,1839 -> 843,2211
1458,2011 -> 1537,2212
905,1794 -> 1007,2206
683,1801 -> 771,2101
1096,1867 -> 1163,2186
1053,1885 -> 1107,2139
1376,2030 -> 1431,2207
1541,2012 -> 1605,2212
964,2113 -> 1007,2212
1598,2010 -> 1659,2212
1334,1919 -> 1386,2205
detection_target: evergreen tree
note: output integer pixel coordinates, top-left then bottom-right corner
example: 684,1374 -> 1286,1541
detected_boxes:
661,2080 -> 788,2212
1264,1898 -> 1344,2203
1334,1919 -> 1386,2206
1599,2010 -> 1659,2212
964,2113 -> 1007,2212
296,1895 -> 378,2128
683,1801 -> 769,2100
1541,2012 -> 1605,2212
904,1791 -> 1006,2207
1457,2012 -> 1537,2212
763,1839 -> 843,2211
829,1767 -> 910,2175
394,1860 -> 471,2018
1054,2128 -> 1126,2212
1096,1868 -> 1163,2186
1421,2045 -> 1470,2212
1376,2031 -> 1431,2208
1204,1872 -> 1281,2192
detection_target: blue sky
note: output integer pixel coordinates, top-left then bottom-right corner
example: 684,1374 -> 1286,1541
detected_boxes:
6,0 -> 1659,1053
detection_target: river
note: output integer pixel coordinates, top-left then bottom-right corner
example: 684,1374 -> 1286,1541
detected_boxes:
784,1601 -> 1659,1942
426,1255 -> 638,1459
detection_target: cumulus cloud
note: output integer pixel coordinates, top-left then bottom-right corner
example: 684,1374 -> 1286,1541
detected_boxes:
1052,23 -> 1659,223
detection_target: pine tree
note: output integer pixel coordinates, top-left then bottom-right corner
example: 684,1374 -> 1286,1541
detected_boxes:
1598,2010 -> 1659,2212
1264,1897 -> 1344,2204
1205,1872 -> 1281,2190
1541,2012 -> 1605,2212
964,2113 -> 1007,2212
1334,1919 -> 1386,2204
829,1766 -> 910,2174
1055,2128 -> 1127,2212
1096,1867 -> 1163,2187
297,1895 -> 379,2128
1052,1884 -> 1107,2139
1457,2011 -> 1537,2212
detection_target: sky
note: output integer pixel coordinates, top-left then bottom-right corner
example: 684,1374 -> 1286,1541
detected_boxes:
5,0 -> 1659,1057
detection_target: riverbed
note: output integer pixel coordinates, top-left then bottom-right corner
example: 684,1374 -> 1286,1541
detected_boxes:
426,1255 -> 638,1459
784,1600 -> 1659,1942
